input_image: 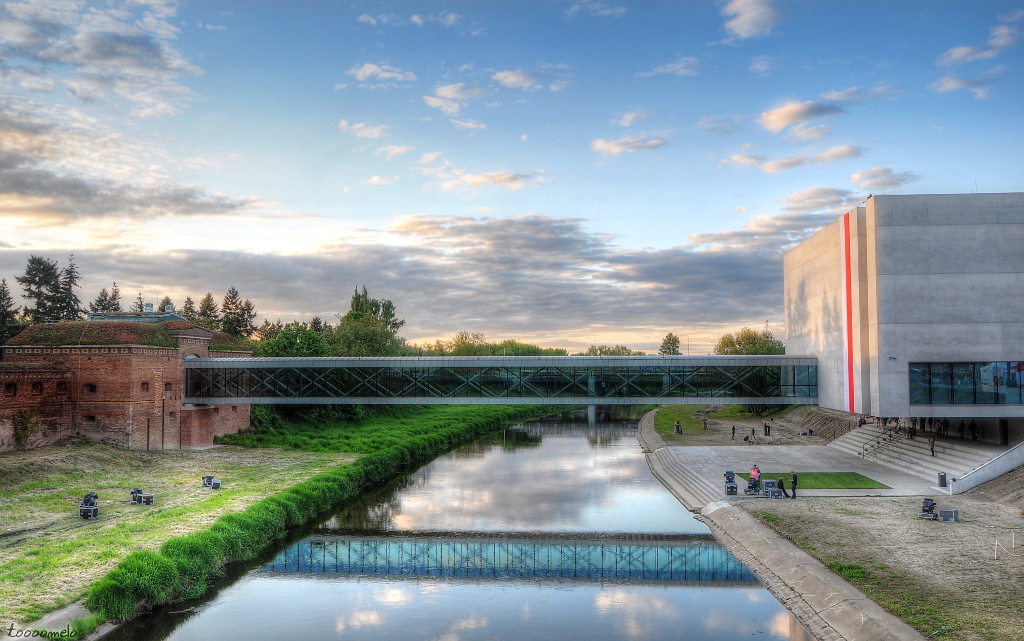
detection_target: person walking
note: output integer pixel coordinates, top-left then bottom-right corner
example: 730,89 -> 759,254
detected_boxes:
942,418 -> 950,438
789,471 -> 798,499
777,476 -> 790,499
674,420 -> 682,435
928,436 -> 935,456
958,420 -> 966,439
969,420 -> 979,443
732,425 -> 736,440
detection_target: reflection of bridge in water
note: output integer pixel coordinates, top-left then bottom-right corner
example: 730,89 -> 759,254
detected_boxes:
260,532 -> 758,586
184,355 -> 817,405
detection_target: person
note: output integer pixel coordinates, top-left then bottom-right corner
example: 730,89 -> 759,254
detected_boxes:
789,471 -> 798,499
942,418 -> 950,438
969,420 -> 979,443
674,420 -> 682,435
702,417 -> 708,431
751,426 -> 756,439
750,465 -> 761,490
908,421 -> 916,440
958,419 -> 967,439
928,435 -> 935,456
732,425 -> 736,440
777,476 -> 790,499
927,417 -> 933,432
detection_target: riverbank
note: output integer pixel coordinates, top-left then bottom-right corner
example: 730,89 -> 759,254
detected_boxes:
0,441 -> 355,625
45,404 -> 556,636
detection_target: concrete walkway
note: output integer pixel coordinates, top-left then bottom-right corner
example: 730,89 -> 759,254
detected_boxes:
699,501 -> 925,641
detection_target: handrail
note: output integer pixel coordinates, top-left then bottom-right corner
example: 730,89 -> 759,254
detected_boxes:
950,440 -> 1024,494
861,424 -> 902,458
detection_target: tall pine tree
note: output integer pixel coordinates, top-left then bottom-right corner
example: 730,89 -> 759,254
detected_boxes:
55,255 -> 83,321
130,293 -> 146,314
89,282 -> 123,313
16,255 -> 61,323
0,278 -> 22,342
180,296 -> 197,322
196,292 -> 220,331
157,296 -> 173,313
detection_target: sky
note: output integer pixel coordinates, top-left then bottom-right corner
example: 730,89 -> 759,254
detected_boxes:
0,0 -> 1022,353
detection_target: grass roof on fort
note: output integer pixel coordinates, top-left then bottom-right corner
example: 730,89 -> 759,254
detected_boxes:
6,322 -> 180,347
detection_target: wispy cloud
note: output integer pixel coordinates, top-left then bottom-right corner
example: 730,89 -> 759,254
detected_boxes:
929,67 -> 1002,99
364,175 -> 399,185
422,83 -> 486,114
758,101 -> 843,134
849,166 -> 918,191
749,55 -> 775,75
441,170 -> 546,191
565,1 -> 626,18
636,57 -> 700,78
615,111 -> 652,127
451,119 -> 487,130
697,114 -> 744,135
590,134 -> 667,155
821,85 -> 899,102
720,0 -> 782,42
347,63 -> 417,83
492,70 -> 540,91
376,145 -> 414,160
747,145 -> 862,173
339,119 -> 389,138
936,25 -> 1018,67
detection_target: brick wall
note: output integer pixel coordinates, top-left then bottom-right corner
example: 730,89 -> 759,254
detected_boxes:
0,367 -> 75,452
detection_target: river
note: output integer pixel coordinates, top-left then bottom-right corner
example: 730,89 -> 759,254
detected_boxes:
108,416 -> 814,641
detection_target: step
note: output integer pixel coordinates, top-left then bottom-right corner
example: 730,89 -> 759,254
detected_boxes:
649,449 -> 721,509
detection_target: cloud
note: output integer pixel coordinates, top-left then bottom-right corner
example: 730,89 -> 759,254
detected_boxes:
419,152 -> 443,163
492,70 -> 540,90
758,101 -> 843,134
789,123 -> 831,141
728,154 -> 763,165
411,14 -> 424,25
636,57 -> 700,78
441,170 -> 546,191
357,14 -> 377,25
937,25 -> 1018,67
347,63 -> 417,82
19,76 -> 54,92
0,0 -> 203,118
697,114 -> 744,135
364,175 -> 399,185
720,0 -> 782,41
1000,9 -> 1024,22
749,55 -> 775,75
779,187 -> 857,214
566,1 -> 626,18
757,145 -> 862,173
422,83 -> 486,114
338,119 -> 389,138
849,166 -> 918,191
590,134 -> 667,155
376,145 -> 414,160
437,11 -> 462,26
928,67 -> 1001,99
820,85 -> 899,102
615,111 -> 651,127
451,119 -> 487,130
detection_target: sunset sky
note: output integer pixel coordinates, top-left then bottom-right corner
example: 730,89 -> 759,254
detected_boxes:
0,1 -> 1021,352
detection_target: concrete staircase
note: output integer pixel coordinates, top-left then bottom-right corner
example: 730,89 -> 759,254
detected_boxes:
828,425 -> 996,486
646,447 -> 722,511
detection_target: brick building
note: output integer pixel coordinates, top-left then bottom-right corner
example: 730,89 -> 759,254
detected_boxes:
0,319 -> 251,452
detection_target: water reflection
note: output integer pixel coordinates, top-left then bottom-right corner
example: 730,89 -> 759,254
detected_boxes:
107,418 -> 815,641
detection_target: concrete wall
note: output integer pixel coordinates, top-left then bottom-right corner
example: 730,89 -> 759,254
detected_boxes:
869,193 -> 1024,420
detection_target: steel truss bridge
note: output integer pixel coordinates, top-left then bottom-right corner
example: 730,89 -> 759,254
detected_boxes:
183,355 -> 817,405
260,533 -> 757,585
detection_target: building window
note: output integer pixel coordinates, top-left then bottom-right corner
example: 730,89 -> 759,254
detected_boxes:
83,415 -> 96,423
909,362 -> 1024,405
83,384 -> 97,394
141,382 -> 150,392
3,383 -> 15,397
56,382 -> 67,394
31,382 -> 43,396
168,411 -> 176,419
164,382 -> 172,392
213,407 -> 220,414
232,406 -> 238,412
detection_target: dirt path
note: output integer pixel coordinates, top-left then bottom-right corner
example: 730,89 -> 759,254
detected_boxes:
739,465 -> 1024,640
655,405 -> 830,447
0,439 -> 356,624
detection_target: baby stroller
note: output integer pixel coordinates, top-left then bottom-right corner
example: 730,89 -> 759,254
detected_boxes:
743,477 -> 761,495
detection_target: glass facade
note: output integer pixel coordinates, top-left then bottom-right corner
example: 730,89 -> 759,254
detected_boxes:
910,362 -> 1024,405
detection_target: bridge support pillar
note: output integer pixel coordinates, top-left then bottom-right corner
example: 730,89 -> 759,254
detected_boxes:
588,404 -> 596,425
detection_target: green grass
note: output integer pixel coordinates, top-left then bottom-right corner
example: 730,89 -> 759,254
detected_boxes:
653,405 -> 708,435
737,472 -> 890,489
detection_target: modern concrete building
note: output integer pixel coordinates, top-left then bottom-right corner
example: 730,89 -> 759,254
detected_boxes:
784,193 -> 1024,446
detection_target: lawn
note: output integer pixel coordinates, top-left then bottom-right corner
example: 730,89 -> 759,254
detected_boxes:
653,405 -> 708,435
737,472 -> 890,489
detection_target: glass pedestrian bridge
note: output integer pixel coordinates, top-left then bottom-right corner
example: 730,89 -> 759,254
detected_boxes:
184,355 -> 817,405
259,533 -> 758,586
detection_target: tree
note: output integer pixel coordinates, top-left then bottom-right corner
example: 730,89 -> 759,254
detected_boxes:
258,322 -> 329,357
329,286 -> 407,356
712,326 -> 785,356
55,255 -> 83,321
196,292 -> 220,331
130,293 -> 146,314
253,318 -> 284,342
220,287 -> 257,338
575,344 -> 645,356
309,316 -> 324,335
89,282 -> 123,314
180,296 -> 197,322
16,255 -> 61,323
157,296 -> 174,313
659,333 -> 681,355
0,278 -> 23,342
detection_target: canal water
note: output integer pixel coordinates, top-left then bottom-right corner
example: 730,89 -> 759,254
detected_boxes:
109,418 -> 814,641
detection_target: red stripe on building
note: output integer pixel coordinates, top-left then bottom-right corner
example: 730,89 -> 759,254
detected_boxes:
843,213 -> 855,413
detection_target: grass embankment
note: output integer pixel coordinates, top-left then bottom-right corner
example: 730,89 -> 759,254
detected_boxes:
0,441 -> 355,624
654,404 -> 795,440
736,472 -> 890,489
81,404 -> 555,625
